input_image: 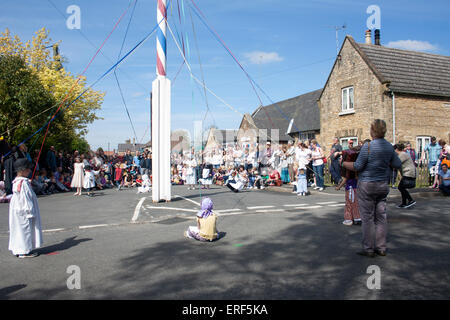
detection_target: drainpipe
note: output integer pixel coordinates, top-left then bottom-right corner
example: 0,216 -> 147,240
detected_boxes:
391,91 -> 396,144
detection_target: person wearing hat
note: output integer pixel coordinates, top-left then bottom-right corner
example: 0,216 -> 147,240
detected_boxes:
8,158 -> 43,258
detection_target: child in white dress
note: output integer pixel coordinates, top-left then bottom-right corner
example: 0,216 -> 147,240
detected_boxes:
83,165 -> 98,197
9,159 -> 43,258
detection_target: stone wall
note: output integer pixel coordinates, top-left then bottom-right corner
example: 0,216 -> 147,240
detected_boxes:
319,38 -> 394,151
395,94 -> 450,148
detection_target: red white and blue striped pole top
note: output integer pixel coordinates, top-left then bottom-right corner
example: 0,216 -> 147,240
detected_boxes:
156,0 -> 167,77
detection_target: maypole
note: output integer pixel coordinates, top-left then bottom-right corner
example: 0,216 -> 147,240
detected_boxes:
152,0 -> 171,202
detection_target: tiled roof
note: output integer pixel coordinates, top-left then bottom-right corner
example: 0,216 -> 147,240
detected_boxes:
356,40 -> 450,97
251,89 -> 322,141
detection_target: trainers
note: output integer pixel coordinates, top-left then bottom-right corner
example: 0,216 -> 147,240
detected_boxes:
342,220 -> 353,226
396,203 -> 406,208
313,186 -> 319,190
404,200 -> 416,208
353,219 -> 362,226
318,187 -> 324,191
17,252 -> 39,258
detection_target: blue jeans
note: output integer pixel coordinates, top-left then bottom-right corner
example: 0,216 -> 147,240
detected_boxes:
313,164 -> 324,188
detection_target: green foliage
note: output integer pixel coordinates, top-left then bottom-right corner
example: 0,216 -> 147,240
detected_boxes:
0,54 -> 56,145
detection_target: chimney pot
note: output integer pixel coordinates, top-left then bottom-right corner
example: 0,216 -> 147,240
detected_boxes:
374,29 -> 381,45
365,29 -> 372,44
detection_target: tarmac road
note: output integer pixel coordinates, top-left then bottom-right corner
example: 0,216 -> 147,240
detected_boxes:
0,185 -> 449,299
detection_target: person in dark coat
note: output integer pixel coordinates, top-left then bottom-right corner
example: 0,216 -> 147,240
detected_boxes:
46,146 -> 57,174
329,137 -> 343,185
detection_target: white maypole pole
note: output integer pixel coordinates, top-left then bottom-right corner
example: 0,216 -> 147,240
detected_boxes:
152,0 -> 171,202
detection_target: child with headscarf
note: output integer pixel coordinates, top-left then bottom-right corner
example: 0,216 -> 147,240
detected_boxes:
184,197 -> 218,241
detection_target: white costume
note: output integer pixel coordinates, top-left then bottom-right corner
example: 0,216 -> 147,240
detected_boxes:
9,177 -> 43,255
137,174 -> 152,193
184,158 -> 197,185
199,168 -> 212,185
83,170 -> 98,189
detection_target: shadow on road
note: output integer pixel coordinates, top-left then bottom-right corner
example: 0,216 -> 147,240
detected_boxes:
0,284 -> 27,299
38,236 -> 92,255
11,198 -> 450,299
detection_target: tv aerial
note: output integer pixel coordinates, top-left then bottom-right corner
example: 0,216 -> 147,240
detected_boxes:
327,23 -> 347,55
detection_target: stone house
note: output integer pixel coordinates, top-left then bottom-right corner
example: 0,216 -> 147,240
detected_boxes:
237,89 -> 322,147
318,31 -> 450,157
203,128 -> 238,151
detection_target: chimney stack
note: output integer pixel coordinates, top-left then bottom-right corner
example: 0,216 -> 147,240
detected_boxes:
365,30 -> 372,44
374,29 -> 381,45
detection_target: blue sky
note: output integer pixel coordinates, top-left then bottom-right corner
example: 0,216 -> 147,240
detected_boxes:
1,0 -> 449,151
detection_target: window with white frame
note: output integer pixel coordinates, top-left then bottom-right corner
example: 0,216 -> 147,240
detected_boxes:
341,86 -> 354,112
416,136 -> 431,160
340,137 -> 358,150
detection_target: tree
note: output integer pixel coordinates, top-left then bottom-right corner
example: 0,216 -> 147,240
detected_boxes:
0,54 -> 56,144
0,28 -> 104,150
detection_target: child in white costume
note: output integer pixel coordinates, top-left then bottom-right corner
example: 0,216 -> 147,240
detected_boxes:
9,159 -> 43,258
137,174 -> 152,193
83,165 -> 99,197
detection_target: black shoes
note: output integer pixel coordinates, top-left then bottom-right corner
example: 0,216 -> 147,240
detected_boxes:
357,251 -> 376,258
357,250 -> 387,257
375,249 -> 387,256
397,200 -> 416,209
404,200 -> 416,208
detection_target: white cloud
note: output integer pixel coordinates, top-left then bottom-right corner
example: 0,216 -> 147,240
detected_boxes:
243,51 -> 283,65
386,40 -> 438,52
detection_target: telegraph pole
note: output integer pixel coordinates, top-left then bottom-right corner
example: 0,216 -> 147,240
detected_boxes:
151,0 -> 171,202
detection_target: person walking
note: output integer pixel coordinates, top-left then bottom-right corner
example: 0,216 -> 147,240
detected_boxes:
343,119 -> 401,257
395,144 -> 417,208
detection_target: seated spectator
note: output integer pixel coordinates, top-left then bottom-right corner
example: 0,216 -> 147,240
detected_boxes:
50,172 -> 69,192
438,163 -> 450,196
266,168 -> 282,186
184,197 -> 219,242
252,169 -> 265,190
0,181 -> 13,203
137,174 -> 152,193
36,169 -> 54,195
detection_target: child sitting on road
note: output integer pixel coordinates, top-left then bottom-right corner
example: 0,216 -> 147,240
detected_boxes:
184,197 -> 219,242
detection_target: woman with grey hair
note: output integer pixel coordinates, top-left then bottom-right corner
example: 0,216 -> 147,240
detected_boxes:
343,119 -> 402,257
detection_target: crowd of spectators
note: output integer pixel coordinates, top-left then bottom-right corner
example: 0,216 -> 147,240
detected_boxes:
1,134 -> 449,202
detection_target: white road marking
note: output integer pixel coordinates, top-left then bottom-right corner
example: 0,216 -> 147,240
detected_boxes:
174,195 -> 201,206
215,208 -> 242,213
316,201 -> 338,205
283,204 -> 308,207
217,211 -> 244,216
292,205 -> 323,209
79,224 -> 109,229
43,228 -> 66,233
132,197 -> 147,222
145,206 -> 198,213
255,209 -> 285,213
328,203 -> 346,207
247,205 -> 275,210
